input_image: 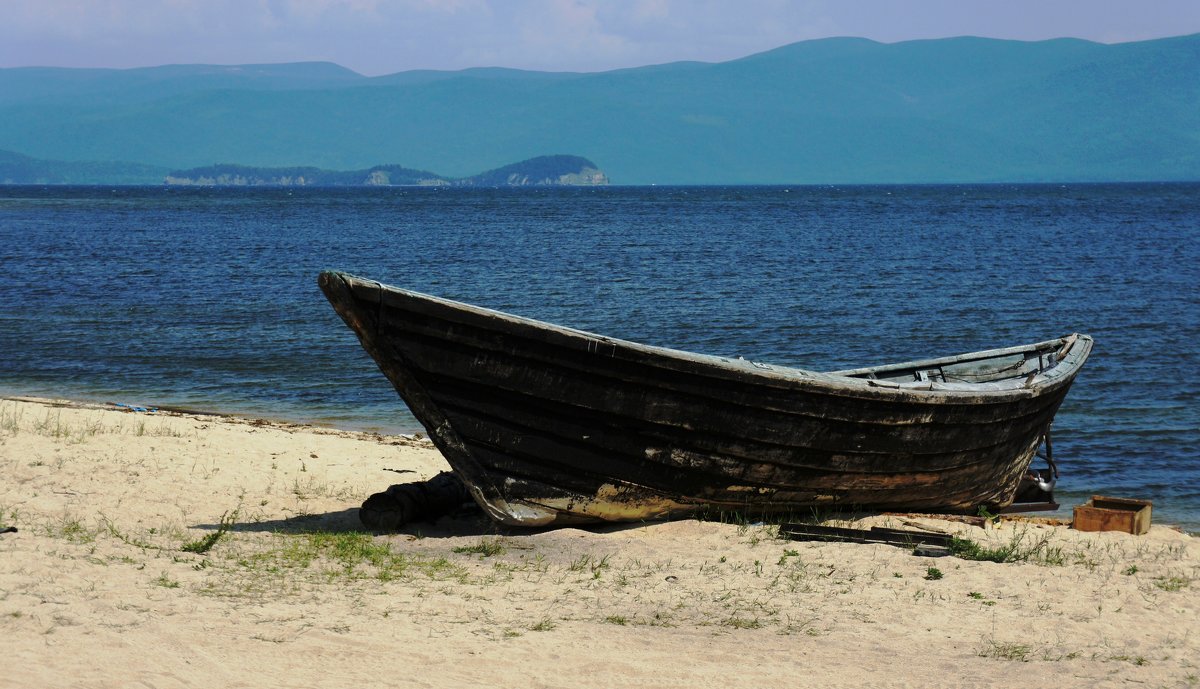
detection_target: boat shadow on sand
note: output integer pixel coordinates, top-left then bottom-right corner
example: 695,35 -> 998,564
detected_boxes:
190,504 -> 654,539
189,506 -> 482,538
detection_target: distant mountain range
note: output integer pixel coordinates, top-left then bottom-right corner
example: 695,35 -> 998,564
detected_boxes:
2,33 -> 1198,184
0,151 -> 607,186
0,149 -> 168,184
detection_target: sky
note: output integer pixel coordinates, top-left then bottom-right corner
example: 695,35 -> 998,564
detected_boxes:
2,0 -> 1199,76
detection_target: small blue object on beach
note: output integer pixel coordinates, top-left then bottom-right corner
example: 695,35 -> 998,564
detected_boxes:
113,402 -> 158,413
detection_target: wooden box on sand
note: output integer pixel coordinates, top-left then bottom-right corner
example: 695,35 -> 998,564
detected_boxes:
1073,496 -> 1152,535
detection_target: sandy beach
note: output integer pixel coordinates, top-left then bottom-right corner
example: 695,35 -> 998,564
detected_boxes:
2,396 -> 1196,689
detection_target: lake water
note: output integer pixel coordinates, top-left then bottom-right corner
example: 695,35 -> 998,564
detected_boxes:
2,184 -> 1197,529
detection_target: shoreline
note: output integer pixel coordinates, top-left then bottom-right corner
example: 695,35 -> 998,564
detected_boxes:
2,396 -> 1197,687
0,388 -> 423,436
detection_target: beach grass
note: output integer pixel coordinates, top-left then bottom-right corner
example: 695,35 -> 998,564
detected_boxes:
1,399 -> 192,442
949,528 -> 1065,565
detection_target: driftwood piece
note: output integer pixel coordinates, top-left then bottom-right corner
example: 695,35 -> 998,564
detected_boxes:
779,523 -> 955,548
884,512 -> 989,528
359,471 -> 473,530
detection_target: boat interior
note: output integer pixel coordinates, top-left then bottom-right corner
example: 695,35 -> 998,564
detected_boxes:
828,335 -> 1079,385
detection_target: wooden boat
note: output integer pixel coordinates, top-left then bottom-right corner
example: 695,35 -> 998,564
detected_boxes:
319,271 -> 1093,527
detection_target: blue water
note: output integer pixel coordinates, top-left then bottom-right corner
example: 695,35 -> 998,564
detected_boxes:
2,184 -> 1197,529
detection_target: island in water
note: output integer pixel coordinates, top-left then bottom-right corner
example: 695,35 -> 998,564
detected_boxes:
0,151 -> 609,187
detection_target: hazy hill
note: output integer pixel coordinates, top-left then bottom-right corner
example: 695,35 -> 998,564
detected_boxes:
0,151 -> 607,186
0,62 -> 363,107
160,155 -> 605,186
0,149 -> 167,184
461,155 -> 608,186
162,162 -> 446,186
1,34 -> 1197,183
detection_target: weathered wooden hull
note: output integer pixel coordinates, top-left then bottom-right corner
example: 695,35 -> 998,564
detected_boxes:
319,271 -> 1093,527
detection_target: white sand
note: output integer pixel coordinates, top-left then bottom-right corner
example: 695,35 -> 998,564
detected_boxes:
2,397 -> 1196,688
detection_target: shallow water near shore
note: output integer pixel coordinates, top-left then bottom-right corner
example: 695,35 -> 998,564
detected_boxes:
2,183 -> 1197,528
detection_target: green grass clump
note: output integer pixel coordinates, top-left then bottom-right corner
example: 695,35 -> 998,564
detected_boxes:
452,538 -> 507,557
948,529 -> 1063,565
236,531 -> 469,585
0,402 -> 21,435
724,616 -> 764,629
1154,575 -> 1191,592
48,516 -> 97,544
181,510 -> 238,554
978,639 -> 1033,662
567,553 -> 611,577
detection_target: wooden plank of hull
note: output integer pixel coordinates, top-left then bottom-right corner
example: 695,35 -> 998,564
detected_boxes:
383,317 -> 1058,420
387,332 -> 1068,456
446,412 -> 1043,507
418,374 -> 1062,501
424,379 -> 1056,475
318,271 -> 1092,526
